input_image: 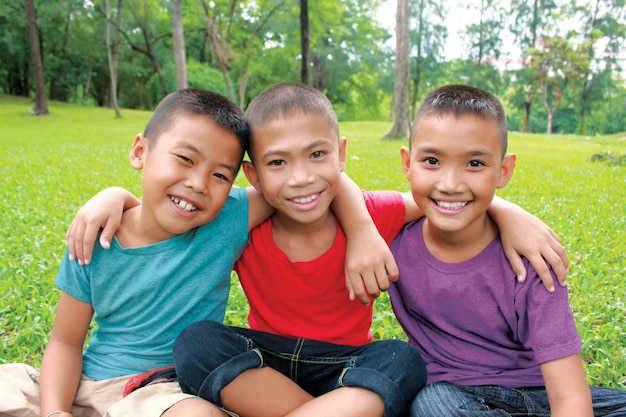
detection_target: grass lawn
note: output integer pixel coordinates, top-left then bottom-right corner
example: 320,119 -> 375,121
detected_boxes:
1,95 -> 624,389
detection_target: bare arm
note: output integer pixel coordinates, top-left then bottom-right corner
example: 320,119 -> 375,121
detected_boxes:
488,196 -> 569,292
540,354 -> 593,417
245,186 -> 275,232
65,187 -> 139,265
40,293 -> 94,417
331,173 -> 399,306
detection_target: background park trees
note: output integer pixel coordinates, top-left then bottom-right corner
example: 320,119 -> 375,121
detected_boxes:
2,0 -> 624,135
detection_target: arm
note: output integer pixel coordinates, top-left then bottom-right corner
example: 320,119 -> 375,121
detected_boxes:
245,186 -> 275,232
65,187 -> 139,265
488,196 -> 569,292
540,354 -> 593,417
39,293 -> 94,417
331,173 -> 399,306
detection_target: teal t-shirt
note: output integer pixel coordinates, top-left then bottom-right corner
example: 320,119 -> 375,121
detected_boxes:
55,188 -> 249,380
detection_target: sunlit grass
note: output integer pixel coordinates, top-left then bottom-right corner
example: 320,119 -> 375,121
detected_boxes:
1,95 -> 624,388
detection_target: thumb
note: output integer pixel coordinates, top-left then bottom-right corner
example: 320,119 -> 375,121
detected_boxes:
99,220 -> 120,250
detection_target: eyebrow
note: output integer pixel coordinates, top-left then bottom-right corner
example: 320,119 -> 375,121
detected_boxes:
415,146 -> 493,157
261,138 -> 334,159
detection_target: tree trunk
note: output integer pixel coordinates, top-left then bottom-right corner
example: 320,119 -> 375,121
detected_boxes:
171,0 -> 188,90
24,0 -> 48,115
105,0 -> 122,117
384,0 -> 410,139
522,101 -> 530,132
300,0 -> 310,85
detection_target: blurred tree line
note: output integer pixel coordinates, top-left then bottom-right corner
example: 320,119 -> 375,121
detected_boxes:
1,0 -> 624,135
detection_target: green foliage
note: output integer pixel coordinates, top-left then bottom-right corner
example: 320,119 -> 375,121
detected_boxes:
0,97 -> 624,390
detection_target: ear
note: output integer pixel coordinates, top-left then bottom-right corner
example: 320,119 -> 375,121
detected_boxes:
496,153 -> 516,189
400,146 -> 411,181
338,136 -> 347,171
129,133 -> 148,170
242,161 -> 263,192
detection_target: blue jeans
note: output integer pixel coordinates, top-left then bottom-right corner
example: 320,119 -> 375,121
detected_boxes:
411,381 -> 626,416
174,320 -> 427,417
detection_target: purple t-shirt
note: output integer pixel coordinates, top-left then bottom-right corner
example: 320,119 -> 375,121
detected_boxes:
389,218 -> 582,387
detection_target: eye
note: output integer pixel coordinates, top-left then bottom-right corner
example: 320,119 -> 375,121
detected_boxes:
310,150 -> 325,159
423,157 -> 439,166
213,172 -> 230,182
268,159 -> 286,166
177,154 -> 193,164
468,160 -> 484,168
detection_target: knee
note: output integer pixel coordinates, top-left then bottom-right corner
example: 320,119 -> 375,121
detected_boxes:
390,341 -> 427,387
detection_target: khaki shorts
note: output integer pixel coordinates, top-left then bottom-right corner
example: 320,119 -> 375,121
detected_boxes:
0,363 -> 196,417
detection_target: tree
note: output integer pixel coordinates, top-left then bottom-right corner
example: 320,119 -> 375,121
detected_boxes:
171,0 -> 188,90
24,0 -> 48,115
569,0 -> 626,134
409,0 -> 446,119
300,0 -> 310,84
509,0 -> 557,132
384,0 -> 410,139
104,0 -> 122,117
530,36 -> 589,133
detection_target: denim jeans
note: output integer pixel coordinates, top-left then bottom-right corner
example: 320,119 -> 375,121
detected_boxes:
410,381 -> 626,416
174,320 -> 427,417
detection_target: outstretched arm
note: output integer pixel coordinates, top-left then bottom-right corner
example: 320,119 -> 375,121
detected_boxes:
540,355 -> 593,417
332,173 -> 399,306
488,196 -> 568,292
40,292 -> 94,417
65,187 -> 139,265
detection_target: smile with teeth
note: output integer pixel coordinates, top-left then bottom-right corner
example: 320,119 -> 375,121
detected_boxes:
170,196 -> 198,212
291,193 -> 320,204
435,200 -> 469,210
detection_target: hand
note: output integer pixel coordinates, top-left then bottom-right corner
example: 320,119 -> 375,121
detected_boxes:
498,210 -> 569,292
344,227 -> 399,305
65,187 -> 136,265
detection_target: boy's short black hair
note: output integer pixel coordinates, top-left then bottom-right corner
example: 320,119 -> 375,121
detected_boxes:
413,85 -> 508,155
144,88 -> 249,161
244,83 -> 339,160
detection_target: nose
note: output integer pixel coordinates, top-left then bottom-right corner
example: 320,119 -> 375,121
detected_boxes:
287,162 -> 315,187
185,170 -> 208,195
436,166 -> 465,194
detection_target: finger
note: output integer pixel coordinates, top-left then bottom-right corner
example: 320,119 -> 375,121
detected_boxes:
526,252 -> 556,293
347,273 -> 370,306
344,270 -> 355,301
385,256 -> 399,283
362,270 -> 381,300
72,220 -> 88,266
504,249 -> 528,283
80,224 -> 99,265
66,221 -> 77,261
99,219 -> 120,251
546,235 -> 569,286
541,247 -> 568,287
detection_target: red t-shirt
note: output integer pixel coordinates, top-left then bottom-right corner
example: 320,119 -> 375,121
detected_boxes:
234,191 -> 406,346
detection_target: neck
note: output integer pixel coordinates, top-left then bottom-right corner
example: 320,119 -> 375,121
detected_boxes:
271,211 -> 337,262
422,215 -> 498,263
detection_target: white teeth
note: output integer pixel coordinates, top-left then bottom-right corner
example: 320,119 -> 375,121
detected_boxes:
436,200 -> 468,209
292,193 -> 319,204
170,196 -> 197,211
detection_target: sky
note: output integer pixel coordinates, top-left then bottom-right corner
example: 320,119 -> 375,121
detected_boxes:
375,0 -> 516,60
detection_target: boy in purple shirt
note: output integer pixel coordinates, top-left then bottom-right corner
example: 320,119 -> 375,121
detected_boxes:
389,84 -> 626,417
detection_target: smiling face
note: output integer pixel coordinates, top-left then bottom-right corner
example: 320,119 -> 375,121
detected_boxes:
130,112 -> 242,242
401,112 -> 515,243
243,112 -> 346,229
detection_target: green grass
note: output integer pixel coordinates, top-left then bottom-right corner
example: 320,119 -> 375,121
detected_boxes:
1,95 -> 624,389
